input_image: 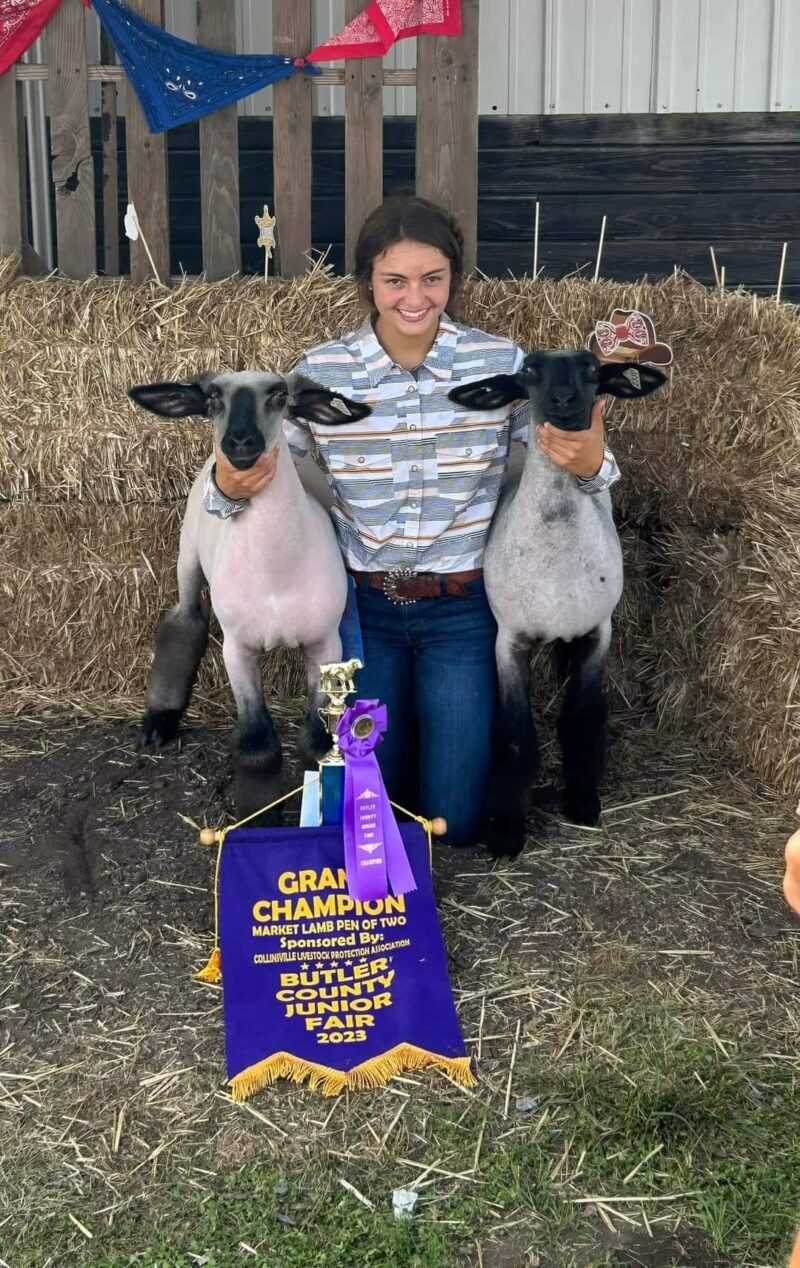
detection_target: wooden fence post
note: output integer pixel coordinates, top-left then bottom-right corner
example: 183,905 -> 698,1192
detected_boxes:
124,0 -> 170,283
0,69 -> 24,260
344,0 -> 383,273
100,28 -> 119,276
416,0 -> 479,273
47,0 -> 96,278
198,0 -> 241,280
272,0 -> 313,276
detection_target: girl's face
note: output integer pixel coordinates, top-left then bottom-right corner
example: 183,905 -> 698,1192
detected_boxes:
370,240 -> 452,345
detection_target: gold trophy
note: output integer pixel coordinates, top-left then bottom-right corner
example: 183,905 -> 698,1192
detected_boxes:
318,658 -> 364,764
317,659 -> 363,824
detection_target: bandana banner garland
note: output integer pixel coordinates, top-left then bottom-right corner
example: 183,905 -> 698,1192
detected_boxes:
308,0 -> 461,62
216,822 -> 474,1098
91,0 -> 320,133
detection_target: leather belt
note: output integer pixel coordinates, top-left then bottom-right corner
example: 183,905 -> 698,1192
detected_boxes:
349,568 -> 483,605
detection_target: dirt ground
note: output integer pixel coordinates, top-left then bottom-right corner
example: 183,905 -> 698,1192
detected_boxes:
1,703 -> 798,1267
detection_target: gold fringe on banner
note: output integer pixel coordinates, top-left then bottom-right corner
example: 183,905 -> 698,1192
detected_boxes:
194,945 -> 222,984
228,1044 -> 477,1101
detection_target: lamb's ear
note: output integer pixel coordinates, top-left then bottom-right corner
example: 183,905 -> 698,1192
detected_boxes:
285,373 -> 372,425
597,363 -> 667,399
128,381 -> 209,417
448,374 -> 526,411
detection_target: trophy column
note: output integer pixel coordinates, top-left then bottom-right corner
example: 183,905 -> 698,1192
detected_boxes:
317,658 -> 363,824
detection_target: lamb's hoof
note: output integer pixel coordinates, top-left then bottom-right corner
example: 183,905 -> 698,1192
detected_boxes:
138,708 -> 182,750
484,814 -> 525,860
563,790 -> 601,826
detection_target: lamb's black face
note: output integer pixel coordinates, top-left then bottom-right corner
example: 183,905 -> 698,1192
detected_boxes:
207,373 -> 286,470
520,349 -> 601,432
127,371 -> 373,468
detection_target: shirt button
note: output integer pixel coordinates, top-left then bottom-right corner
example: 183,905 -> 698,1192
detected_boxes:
409,501 -> 417,509
411,464 -> 419,472
465,447 -> 472,455
357,456 -> 365,464
406,384 -> 415,394
409,424 -> 417,431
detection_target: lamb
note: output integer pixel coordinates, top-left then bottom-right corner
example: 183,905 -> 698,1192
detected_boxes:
129,371 -> 371,818
449,350 -> 666,858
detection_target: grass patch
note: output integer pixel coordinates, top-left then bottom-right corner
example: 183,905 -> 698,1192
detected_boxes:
8,1003 -> 800,1268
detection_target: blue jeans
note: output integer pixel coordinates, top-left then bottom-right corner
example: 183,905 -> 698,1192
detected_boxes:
353,577 -> 498,848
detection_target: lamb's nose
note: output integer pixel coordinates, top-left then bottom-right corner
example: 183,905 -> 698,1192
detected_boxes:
552,390 -> 575,408
228,432 -> 259,452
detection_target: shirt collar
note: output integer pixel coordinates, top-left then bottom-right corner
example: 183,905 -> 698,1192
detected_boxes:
355,313 -> 459,388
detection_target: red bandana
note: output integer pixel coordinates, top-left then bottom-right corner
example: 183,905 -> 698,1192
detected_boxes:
307,0 -> 461,62
0,0 -> 89,76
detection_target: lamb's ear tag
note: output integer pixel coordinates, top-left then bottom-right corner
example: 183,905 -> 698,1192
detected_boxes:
623,366 -> 641,390
330,396 -> 352,416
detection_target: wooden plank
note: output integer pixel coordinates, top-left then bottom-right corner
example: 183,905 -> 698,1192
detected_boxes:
100,28 -> 119,275
477,146 -> 800,194
540,111 -> 800,146
124,0 -> 169,284
198,0 -> 241,280
344,0 -> 383,272
476,190 -> 800,242
16,64 -> 418,87
161,188 -> 800,252
47,0 -> 96,278
0,68 -> 24,260
416,0 -> 479,271
272,0 -> 313,275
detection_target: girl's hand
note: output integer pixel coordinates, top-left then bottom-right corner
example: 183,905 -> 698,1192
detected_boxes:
537,398 -> 606,480
214,442 -> 278,500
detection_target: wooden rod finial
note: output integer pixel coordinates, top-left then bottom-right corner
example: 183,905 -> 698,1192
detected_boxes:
429,817 -> 447,837
199,827 -> 219,846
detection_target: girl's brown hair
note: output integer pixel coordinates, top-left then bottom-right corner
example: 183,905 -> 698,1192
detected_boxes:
353,195 -> 465,318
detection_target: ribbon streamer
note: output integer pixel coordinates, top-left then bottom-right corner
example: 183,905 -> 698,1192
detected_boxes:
337,700 -> 416,903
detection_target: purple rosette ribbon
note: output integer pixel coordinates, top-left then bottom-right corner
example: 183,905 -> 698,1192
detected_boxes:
336,700 -> 417,902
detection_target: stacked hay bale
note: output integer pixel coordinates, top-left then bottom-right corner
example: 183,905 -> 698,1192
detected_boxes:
1,253 -> 798,796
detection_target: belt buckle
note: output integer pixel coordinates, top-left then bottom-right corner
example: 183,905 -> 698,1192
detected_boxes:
382,567 -> 417,605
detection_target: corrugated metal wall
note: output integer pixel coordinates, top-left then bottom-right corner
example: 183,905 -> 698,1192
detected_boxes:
82,0 -> 798,115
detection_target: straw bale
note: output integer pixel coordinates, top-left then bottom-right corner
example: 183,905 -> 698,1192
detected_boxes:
0,503 -> 306,717
3,262 -> 798,523
3,258 -> 800,795
647,523 -> 800,792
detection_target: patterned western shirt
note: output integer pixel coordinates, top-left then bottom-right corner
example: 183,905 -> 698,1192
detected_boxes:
204,315 -> 621,573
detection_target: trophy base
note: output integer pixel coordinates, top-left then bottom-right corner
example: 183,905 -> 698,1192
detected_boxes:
320,764 -> 344,825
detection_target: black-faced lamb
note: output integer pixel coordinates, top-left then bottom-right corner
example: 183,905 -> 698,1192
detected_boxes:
129,371 -> 371,818
449,350 -> 666,858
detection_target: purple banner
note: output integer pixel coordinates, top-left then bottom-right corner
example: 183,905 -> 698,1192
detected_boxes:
218,823 -> 474,1098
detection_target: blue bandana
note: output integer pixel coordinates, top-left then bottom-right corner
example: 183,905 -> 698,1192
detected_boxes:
92,0 -> 320,133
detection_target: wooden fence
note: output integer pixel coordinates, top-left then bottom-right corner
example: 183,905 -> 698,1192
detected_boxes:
0,0 -> 479,283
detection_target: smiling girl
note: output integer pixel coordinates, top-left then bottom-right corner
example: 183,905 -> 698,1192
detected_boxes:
206,196 -> 620,850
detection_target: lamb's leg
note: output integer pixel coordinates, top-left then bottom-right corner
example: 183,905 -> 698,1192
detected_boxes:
140,541 -> 209,748
300,630 -> 342,765
223,637 -> 283,823
554,619 -> 611,826
485,630 -> 539,860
